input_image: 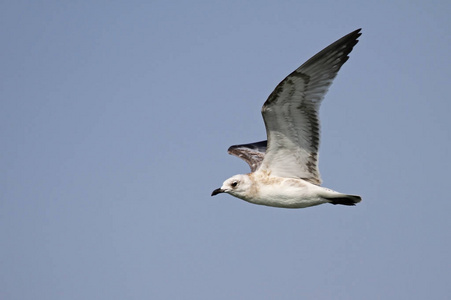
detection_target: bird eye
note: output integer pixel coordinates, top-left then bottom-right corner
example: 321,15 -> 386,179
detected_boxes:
231,181 -> 238,188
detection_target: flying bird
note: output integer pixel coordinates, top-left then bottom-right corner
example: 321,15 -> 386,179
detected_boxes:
211,29 -> 362,209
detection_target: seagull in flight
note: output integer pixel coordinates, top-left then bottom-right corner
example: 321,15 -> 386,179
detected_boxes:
211,29 -> 362,209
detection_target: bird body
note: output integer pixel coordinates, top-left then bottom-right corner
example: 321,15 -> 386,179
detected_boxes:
212,171 -> 360,208
212,29 -> 363,209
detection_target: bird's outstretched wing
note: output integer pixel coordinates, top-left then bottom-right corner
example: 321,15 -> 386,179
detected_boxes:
228,141 -> 267,172
258,29 -> 361,185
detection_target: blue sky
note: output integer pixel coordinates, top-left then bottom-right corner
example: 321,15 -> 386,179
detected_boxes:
1,1 -> 450,299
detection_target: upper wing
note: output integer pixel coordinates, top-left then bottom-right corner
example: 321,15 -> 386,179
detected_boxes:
228,141 -> 267,172
259,29 -> 361,185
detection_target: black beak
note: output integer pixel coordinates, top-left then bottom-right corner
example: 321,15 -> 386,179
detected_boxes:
211,188 -> 224,196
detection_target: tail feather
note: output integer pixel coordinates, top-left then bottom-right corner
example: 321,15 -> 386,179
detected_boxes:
327,195 -> 361,206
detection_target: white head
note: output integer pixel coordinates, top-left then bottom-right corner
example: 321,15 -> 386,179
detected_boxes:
211,174 -> 252,199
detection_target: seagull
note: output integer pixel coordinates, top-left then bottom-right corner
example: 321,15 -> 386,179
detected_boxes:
211,29 -> 362,209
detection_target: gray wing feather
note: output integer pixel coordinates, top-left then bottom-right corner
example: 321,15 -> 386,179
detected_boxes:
260,29 -> 361,185
228,141 -> 267,172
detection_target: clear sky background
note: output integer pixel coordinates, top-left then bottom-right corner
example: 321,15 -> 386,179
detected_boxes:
1,1 -> 450,299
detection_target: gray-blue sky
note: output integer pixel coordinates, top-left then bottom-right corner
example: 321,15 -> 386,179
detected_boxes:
1,1 -> 450,299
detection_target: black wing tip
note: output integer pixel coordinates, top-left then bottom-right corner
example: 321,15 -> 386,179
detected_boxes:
333,28 -> 362,48
300,28 -> 362,68
345,28 -> 362,47
341,28 -> 362,46
348,28 -> 362,38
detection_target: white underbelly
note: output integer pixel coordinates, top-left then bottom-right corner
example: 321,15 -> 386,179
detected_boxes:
244,178 -> 330,208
